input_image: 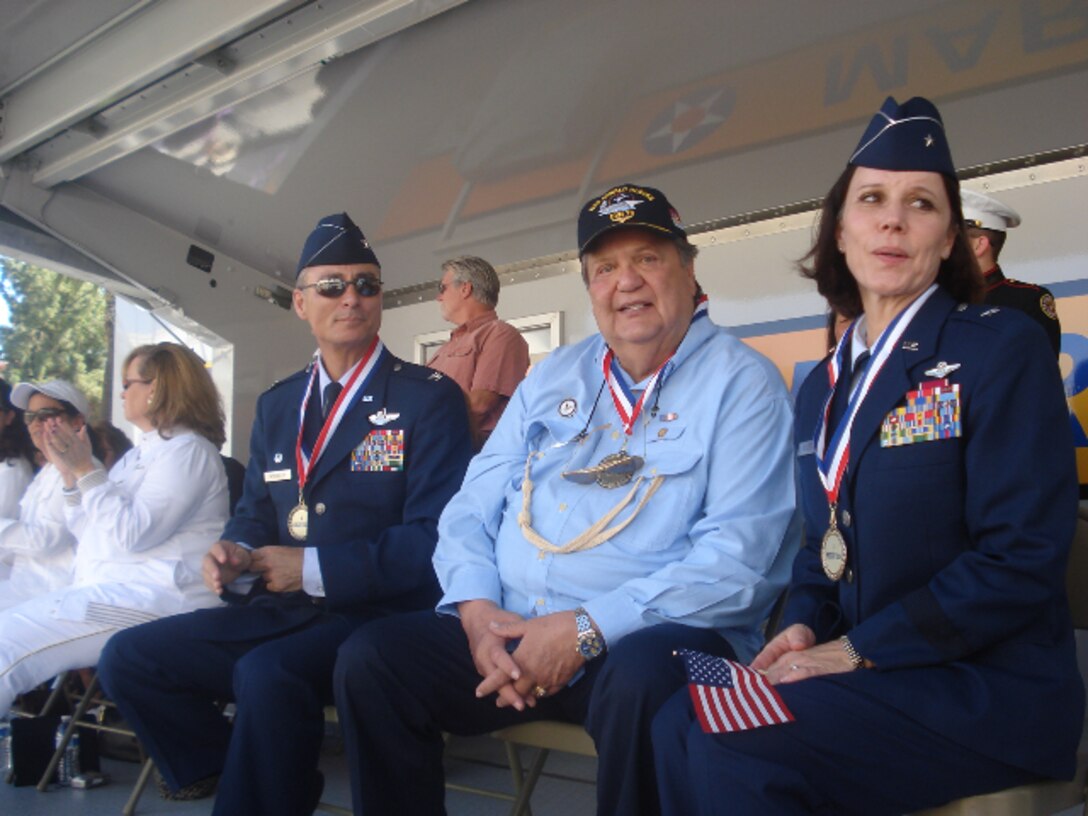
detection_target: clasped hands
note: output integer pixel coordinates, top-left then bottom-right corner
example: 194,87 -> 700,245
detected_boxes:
460,600 -> 584,711
42,422 -> 96,484
202,540 -> 304,595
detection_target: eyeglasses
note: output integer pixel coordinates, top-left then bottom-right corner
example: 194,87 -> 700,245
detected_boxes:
24,407 -> 69,425
437,280 -> 464,295
298,276 -> 382,299
122,378 -> 153,391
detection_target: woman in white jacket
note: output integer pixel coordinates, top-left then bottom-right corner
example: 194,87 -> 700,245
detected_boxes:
0,380 -> 97,610
0,344 -> 229,714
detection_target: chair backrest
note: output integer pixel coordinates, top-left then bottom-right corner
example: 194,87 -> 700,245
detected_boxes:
1066,512 -> 1088,630
220,455 -> 246,516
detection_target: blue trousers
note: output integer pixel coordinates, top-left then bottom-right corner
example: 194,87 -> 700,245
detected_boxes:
333,610 -> 734,816
652,673 -> 1042,816
98,603 -> 360,816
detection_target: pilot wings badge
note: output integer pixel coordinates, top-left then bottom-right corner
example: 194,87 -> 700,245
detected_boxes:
369,408 -> 401,426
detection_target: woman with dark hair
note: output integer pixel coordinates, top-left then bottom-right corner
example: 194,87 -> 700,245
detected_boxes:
0,379 -> 97,610
91,421 -> 133,471
0,344 -> 228,715
652,97 -> 1081,814
0,378 -> 36,520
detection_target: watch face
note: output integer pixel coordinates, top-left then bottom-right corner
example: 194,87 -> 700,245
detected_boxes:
578,630 -> 604,660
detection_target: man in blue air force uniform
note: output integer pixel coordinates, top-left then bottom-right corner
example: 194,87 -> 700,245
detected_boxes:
98,213 -> 472,816
333,185 -> 801,816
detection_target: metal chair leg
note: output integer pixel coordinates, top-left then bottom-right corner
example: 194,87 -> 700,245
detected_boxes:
122,757 -> 155,816
37,670 -> 72,716
508,746 -> 548,816
36,673 -> 102,791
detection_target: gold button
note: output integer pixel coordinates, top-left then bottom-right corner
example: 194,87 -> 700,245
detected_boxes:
537,552 -> 546,560
536,598 -> 546,606
841,510 -> 851,527
558,503 -> 567,512
611,431 -> 620,440
658,428 -> 667,438
315,503 -> 326,515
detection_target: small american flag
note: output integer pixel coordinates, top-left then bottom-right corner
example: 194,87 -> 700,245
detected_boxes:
676,649 -> 795,734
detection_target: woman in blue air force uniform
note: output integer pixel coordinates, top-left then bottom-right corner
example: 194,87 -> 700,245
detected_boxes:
651,96 -> 1083,814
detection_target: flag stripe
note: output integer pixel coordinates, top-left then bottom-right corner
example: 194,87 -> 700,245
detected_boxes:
677,649 -> 795,734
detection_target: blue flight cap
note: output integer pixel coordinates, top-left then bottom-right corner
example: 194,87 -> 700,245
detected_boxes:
848,96 -> 956,178
296,212 -> 380,277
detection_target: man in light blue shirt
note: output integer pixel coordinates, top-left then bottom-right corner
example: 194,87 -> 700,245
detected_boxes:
334,184 -> 800,816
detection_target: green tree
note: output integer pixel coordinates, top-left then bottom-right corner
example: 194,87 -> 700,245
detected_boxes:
0,257 -> 111,416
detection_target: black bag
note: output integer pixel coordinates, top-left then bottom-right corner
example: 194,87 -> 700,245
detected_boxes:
8,715 -> 59,786
8,715 -> 100,787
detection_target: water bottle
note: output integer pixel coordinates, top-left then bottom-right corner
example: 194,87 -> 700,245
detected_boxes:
66,727 -> 81,784
54,715 -> 80,785
0,719 -> 11,779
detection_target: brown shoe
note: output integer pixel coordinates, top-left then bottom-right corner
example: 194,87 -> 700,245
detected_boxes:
154,768 -> 219,801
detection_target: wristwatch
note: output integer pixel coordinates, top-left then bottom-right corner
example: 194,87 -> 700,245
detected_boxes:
839,635 -> 866,670
574,607 -> 605,661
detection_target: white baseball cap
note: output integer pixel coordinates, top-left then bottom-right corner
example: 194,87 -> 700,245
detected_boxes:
962,189 -> 1021,231
11,379 -> 91,417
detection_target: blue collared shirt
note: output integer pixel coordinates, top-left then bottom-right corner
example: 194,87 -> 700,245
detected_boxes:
434,315 -> 801,661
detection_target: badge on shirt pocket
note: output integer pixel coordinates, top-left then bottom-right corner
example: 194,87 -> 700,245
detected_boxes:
352,429 -> 405,471
881,380 -> 961,447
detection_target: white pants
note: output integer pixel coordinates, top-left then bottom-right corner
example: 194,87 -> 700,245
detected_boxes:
0,590 -> 116,716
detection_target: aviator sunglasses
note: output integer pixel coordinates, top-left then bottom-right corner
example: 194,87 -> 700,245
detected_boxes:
298,276 -> 382,299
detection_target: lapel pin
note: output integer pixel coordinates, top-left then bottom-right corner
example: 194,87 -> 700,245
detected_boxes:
558,398 -> 577,417
273,452 -> 283,463
901,341 -> 919,351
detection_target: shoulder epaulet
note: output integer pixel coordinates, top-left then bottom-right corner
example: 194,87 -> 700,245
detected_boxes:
265,367 -> 309,393
1001,277 -> 1049,292
391,358 -> 447,383
949,301 -> 1027,333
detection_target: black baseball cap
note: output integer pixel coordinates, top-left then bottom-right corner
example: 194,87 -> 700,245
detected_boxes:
578,184 -> 687,255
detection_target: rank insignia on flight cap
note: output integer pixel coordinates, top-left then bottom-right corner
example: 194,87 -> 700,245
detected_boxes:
296,212 -> 379,276
848,96 -> 955,179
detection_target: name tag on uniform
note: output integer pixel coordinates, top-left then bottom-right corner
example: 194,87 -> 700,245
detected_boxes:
264,468 -> 292,482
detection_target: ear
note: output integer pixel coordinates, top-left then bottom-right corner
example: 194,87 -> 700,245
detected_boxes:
292,286 -> 307,321
941,225 -> 957,261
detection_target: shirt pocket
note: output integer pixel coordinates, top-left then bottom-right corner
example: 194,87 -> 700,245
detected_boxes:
609,438 -> 703,553
871,436 -> 962,472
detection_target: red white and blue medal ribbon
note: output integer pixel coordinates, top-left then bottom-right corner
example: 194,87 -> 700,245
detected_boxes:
602,295 -> 708,436
295,336 -> 383,495
815,284 -> 937,503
